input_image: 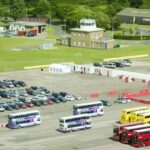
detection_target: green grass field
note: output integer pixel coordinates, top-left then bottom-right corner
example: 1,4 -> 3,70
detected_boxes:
0,37 -> 149,72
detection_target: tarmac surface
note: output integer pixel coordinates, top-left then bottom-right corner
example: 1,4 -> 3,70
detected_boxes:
0,61 -> 150,150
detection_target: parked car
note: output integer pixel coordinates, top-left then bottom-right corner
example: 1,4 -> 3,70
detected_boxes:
64,95 -> 76,101
103,62 -> 116,68
93,62 -> 103,67
112,61 -> 124,68
10,80 -> 20,87
31,98 -> 42,106
120,59 -> 132,66
49,97 -> 61,103
17,81 -> 27,87
0,103 -> 13,111
0,90 -> 11,98
17,89 -> 28,97
115,97 -> 132,104
73,95 -> 82,100
26,89 -> 37,96
0,105 -> 5,112
0,82 -> 6,89
18,97 -> 34,107
6,101 -> 20,110
13,100 -> 27,109
100,100 -> 111,106
57,95 -> 66,102
59,92 -> 68,97
8,90 -> 19,97
3,80 -> 14,88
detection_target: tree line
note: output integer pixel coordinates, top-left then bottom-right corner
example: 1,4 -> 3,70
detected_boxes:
0,0 -> 149,30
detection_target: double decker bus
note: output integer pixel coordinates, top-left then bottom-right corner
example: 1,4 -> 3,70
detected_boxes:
138,112 -> 150,123
121,124 -> 150,144
120,106 -> 150,124
130,109 -> 150,122
113,121 -> 144,141
59,114 -> 91,132
131,128 -> 150,147
8,110 -> 41,129
73,101 -> 104,117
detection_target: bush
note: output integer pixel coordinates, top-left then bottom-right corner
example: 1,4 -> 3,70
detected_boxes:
114,34 -> 150,40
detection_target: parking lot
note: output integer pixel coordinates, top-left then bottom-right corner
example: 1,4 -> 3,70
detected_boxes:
0,60 -> 150,150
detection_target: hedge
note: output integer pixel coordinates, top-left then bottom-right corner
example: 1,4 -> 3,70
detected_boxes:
114,34 -> 150,40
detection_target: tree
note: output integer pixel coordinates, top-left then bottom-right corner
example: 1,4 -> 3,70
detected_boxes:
0,7 -> 9,18
130,0 -> 143,8
66,5 -> 94,28
34,0 -> 51,18
9,0 -> 26,20
55,4 -> 75,23
111,16 -> 121,29
93,12 -> 111,29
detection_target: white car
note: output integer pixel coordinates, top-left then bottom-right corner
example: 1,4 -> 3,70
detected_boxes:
73,95 -> 82,100
0,106 -> 5,112
35,95 -> 48,100
103,62 -> 116,68
64,95 -> 76,101
115,98 -> 132,104
120,60 -> 132,66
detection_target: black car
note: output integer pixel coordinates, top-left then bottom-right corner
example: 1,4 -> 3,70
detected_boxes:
31,98 -> 42,106
113,61 -> 124,68
57,96 -> 66,102
93,62 -> 103,67
26,89 -> 37,96
17,81 -> 27,87
51,92 -> 59,98
50,97 -> 61,103
59,92 -> 68,97
0,90 -> 11,98
100,100 -> 111,106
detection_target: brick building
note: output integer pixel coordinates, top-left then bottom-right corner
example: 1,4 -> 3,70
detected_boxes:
57,19 -> 114,49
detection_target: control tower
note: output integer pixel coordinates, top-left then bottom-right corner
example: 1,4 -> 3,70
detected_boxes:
80,19 -> 96,30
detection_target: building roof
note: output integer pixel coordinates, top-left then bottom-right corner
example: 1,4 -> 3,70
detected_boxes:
9,21 -> 47,26
80,19 -> 96,24
70,28 -> 104,32
117,8 -> 150,18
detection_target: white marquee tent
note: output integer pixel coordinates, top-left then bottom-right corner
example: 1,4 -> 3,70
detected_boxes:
49,64 -> 72,74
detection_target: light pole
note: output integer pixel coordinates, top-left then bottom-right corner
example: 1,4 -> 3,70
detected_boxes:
140,31 -> 143,40
25,9 -> 27,21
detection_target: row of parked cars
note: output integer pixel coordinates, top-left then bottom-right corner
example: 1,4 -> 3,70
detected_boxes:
0,89 -> 28,98
94,59 -> 132,69
0,90 -> 83,112
0,80 -> 26,89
